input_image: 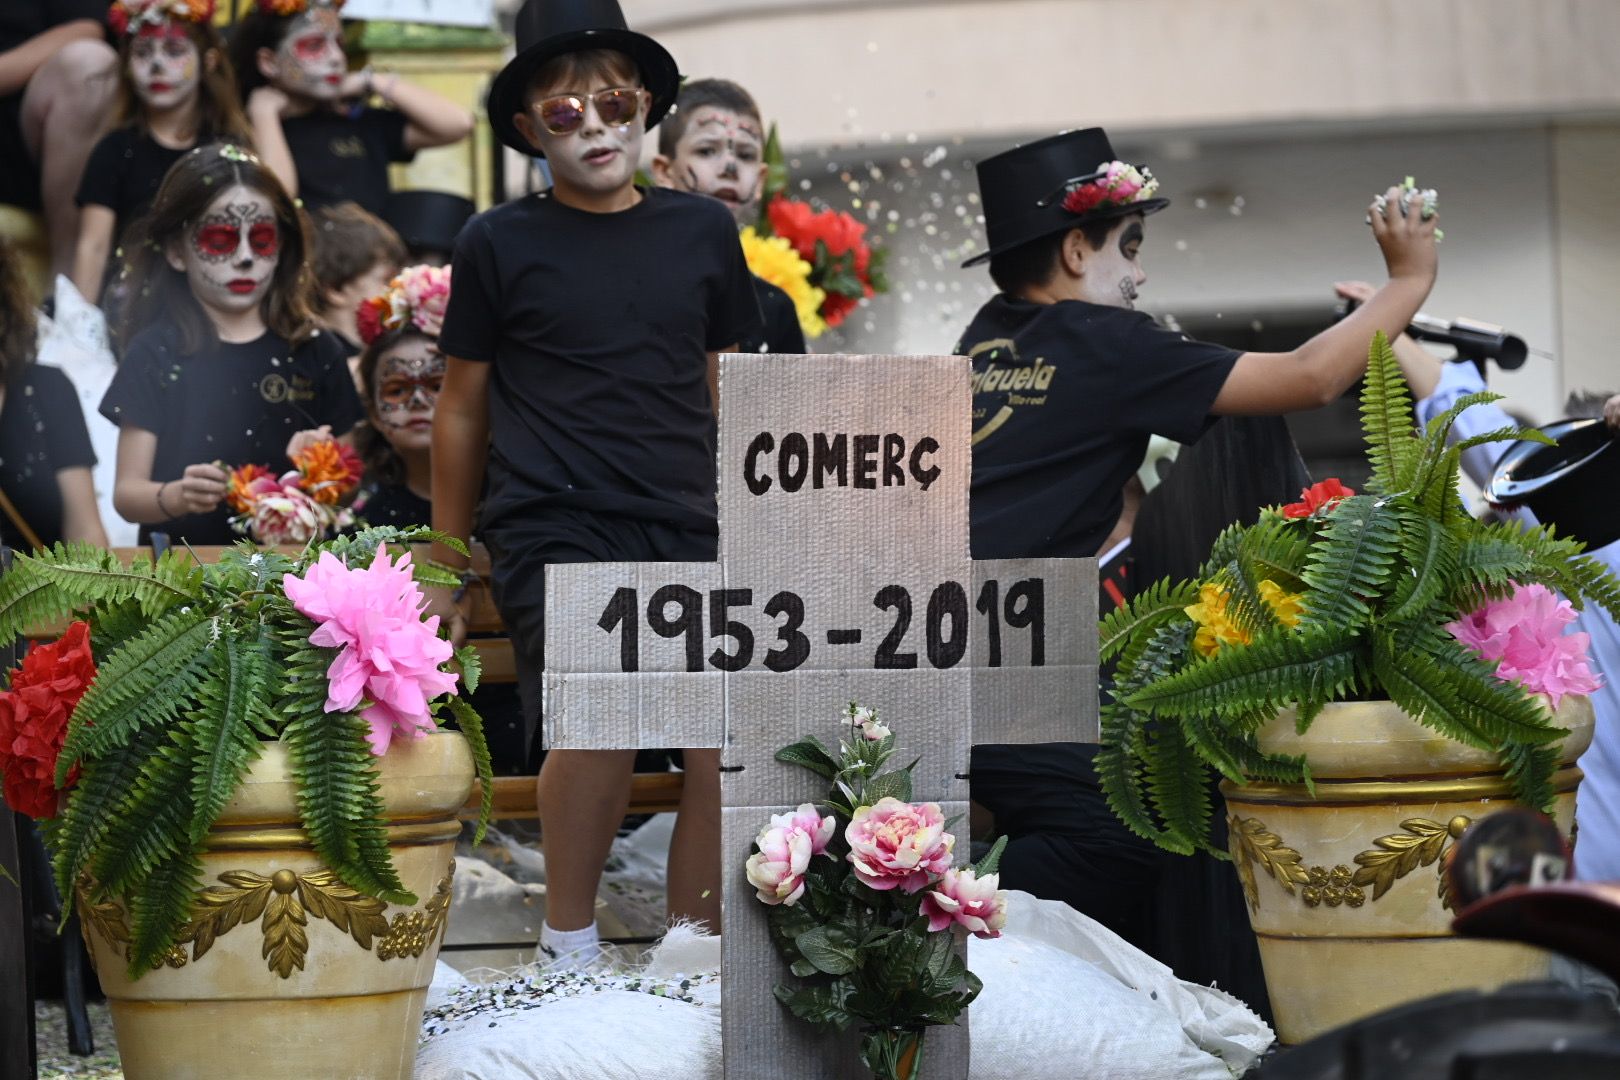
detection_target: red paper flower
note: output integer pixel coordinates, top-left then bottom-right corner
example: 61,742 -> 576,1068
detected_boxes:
356,295 -> 393,347
1281,478 -> 1356,519
107,2 -> 131,34
0,622 -> 97,820
765,197 -> 883,327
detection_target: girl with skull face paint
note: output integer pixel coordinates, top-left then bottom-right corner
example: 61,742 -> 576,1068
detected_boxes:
72,0 -> 251,307
99,142 -> 364,545
226,0 -> 473,216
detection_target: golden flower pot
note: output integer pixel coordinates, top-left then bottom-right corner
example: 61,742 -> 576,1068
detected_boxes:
1221,696 -> 1595,1045
80,732 -> 474,1080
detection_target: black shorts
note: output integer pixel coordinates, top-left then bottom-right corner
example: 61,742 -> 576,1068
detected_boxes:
482,506 -> 717,764
0,94 -> 41,211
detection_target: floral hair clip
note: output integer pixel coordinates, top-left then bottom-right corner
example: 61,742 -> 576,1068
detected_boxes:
107,0 -> 216,36
1047,161 -> 1161,216
257,0 -> 344,15
357,265 -> 452,347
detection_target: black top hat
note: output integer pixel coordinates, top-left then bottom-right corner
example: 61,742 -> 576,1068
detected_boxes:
1487,418 -> 1620,551
963,128 -> 1169,268
486,0 -> 680,155
384,190 -> 476,257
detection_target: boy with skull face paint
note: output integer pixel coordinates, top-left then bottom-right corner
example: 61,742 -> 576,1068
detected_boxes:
429,0 -> 762,967
652,78 -> 806,355
228,0 -> 473,216
955,127 -> 1441,951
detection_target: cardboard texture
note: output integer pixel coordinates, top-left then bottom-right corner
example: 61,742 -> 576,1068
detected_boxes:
544,354 -> 1099,1078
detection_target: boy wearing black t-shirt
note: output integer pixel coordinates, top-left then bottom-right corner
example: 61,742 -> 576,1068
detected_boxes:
431,0 -> 760,968
955,127 -> 1440,949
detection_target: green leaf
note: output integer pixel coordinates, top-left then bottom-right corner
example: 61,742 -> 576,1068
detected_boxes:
1125,625 -> 1365,722
1098,577 -> 1200,664
452,644 -> 482,695
1298,494 -> 1402,632
973,835 -> 1008,878
187,635 -> 269,844
51,724 -> 169,914
446,696 -> 495,845
1358,331 -> 1420,494
795,925 -> 860,975
773,981 -> 853,1030
861,768 -> 912,806
775,737 -> 840,781
89,735 -> 195,900
125,835 -> 202,977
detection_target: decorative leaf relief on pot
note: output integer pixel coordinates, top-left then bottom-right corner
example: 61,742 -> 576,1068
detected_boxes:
1230,815 -> 1475,913
79,860 -> 455,978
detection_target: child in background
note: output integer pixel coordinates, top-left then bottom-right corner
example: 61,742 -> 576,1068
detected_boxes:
72,0 -> 251,306
228,0 -> 472,216
431,0 -> 761,967
309,200 -> 405,360
351,263 -> 445,529
652,78 -> 805,355
100,143 -> 362,545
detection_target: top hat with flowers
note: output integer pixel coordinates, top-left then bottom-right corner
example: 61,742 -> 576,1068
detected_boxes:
963,127 -> 1168,268
106,0 -> 216,36
356,264 -> 452,347
485,0 -> 679,155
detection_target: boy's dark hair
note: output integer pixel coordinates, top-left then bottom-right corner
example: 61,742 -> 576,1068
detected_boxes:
0,238 -> 36,390
309,202 -> 407,313
111,20 -> 251,144
353,325 -> 421,487
658,78 -> 762,156
118,142 -> 317,353
524,48 -> 639,105
988,219 -> 1115,296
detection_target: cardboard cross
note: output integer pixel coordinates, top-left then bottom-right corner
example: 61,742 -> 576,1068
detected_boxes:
544,354 -> 1098,1079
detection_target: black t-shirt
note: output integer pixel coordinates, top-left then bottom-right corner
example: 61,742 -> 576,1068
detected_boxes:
281,107 -> 414,215
99,325 -> 364,544
956,295 -> 1238,559
440,186 -> 762,534
739,274 -> 807,355
76,126 -> 198,243
353,481 -> 431,530
0,364 -> 97,550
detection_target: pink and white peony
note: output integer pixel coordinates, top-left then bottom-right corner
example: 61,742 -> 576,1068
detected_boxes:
920,867 -> 1008,938
1447,583 -> 1603,709
282,547 -> 459,755
746,824 -> 814,906
250,483 -> 322,545
845,797 -> 954,893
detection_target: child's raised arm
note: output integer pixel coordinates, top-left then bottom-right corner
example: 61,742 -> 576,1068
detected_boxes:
247,85 -> 300,197
361,71 -> 475,152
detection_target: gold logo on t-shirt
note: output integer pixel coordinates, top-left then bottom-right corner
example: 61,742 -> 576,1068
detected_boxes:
329,135 -> 367,159
259,373 -> 288,403
965,337 -> 1057,445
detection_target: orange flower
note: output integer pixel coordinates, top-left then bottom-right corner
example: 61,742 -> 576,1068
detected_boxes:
226,463 -> 276,514
294,440 -> 363,504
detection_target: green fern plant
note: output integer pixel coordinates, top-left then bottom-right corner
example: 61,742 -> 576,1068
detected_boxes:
0,526 -> 493,976
1099,333 -> 1620,855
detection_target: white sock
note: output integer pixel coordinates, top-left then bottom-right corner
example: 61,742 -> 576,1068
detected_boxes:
539,920 -> 601,965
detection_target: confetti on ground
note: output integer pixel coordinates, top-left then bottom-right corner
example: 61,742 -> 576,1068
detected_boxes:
34,1001 -> 124,1079
421,966 -> 721,1044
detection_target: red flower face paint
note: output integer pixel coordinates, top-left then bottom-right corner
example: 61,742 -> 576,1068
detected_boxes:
177,186 -> 281,317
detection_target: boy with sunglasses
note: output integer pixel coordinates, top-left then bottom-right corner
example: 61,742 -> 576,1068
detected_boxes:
431,0 -> 761,968
652,78 -> 807,355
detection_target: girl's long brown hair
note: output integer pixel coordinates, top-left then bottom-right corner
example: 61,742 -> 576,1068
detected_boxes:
108,19 -> 251,145
118,143 -> 317,354
0,238 -> 37,390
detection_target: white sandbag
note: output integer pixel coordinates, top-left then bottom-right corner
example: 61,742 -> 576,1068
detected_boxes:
35,275 -> 135,546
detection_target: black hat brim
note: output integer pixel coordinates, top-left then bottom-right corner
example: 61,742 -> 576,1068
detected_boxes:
486,27 -> 679,156
961,197 -> 1169,268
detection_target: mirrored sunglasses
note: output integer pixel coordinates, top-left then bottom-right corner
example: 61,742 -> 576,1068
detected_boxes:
532,87 -> 644,136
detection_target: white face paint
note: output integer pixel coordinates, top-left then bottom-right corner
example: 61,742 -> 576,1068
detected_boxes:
272,9 -> 346,102
169,185 -> 281,321
371,336 -> 444,454
1077,214 -> 1149,310
665,105 -> 766,226
520,74 -> 647,200
129,21 -> 200,112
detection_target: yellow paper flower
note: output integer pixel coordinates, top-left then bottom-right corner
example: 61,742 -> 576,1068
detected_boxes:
1185,583 -> 1251,658
740,226 -> 828,340
1258,579 -> 1306,628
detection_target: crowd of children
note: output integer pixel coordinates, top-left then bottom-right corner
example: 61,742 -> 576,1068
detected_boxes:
4,0 -> 1619,996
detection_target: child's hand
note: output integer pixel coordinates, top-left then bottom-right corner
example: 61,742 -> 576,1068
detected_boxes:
422,583 -> 470,649
285,425 -> 334,461
175,463 -> 230,515
248,86 -> 292,119
1604,393 -> 1620,430
1368,184 -> 1440,285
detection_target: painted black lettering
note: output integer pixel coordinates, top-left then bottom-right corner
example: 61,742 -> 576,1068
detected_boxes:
926,580 -> 968,669
779,432 -> 809,492
854,434 -> 879,489
882,433 -> 906,487
910,437 -> 941,491
744,432 -> 774,495
873,585 -> 917,668
812,432 -> 847,488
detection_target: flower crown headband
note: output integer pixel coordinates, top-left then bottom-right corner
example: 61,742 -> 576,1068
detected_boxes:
258,0 -> 345,16
357,265 -> 451,347
107,0 -> 216,36
1039,160 -> 1161,217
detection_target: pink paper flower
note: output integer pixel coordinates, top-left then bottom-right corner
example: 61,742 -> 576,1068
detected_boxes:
921,867 -> 1008,939
845,797 -> 954,893
1446,583 -> 1603,709
395,264 -> 451,338
283,547 -> 458,755
744,803 -> 836,906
